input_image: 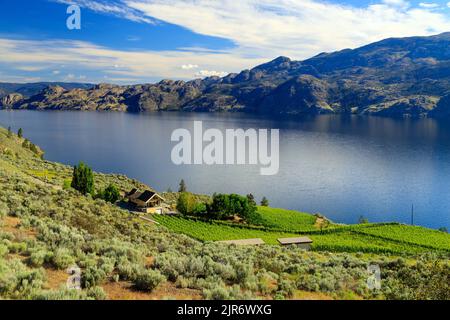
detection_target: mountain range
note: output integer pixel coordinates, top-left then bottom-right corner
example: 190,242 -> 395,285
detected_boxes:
2,33 -> 450,118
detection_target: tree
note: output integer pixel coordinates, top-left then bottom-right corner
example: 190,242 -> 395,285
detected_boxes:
22,139 -> 30,149
247,194 -> 256,206
207,193 -> 260,223
71,161 -> 94,195
358,215 -> 369,224
7,126 -> 12,138
176,192 -> 196,215
178,179 -> 187,193
17,128 -> 23,139
438,227 -> 448,233
101,184 -> 120,203
261,197 -> 269,207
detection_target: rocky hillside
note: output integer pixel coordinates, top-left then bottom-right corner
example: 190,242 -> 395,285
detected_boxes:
3,33 -> 450,117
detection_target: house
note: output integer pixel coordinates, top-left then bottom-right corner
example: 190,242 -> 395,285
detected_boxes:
126,188 -> 165,214
277,237 -> 313,250
218,238 -> 265,246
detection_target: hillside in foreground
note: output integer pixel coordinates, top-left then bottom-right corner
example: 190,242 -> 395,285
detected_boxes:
3,33 -> 450,118
0,126 -> 448,300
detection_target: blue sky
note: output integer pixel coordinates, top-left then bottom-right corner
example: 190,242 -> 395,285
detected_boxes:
1,0 -> 450,84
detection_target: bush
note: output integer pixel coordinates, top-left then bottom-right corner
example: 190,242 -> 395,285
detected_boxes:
29,248 -> 52,267
71,162 -> 94,195
133,269 -> 165,292
98,184 -> 120,203
82,266 -> 107,289
0,244 -> 8,257
8,242 -> 27,254
52,248 -> 75,270
0,202 -> 9,218
202,284 -> 230,300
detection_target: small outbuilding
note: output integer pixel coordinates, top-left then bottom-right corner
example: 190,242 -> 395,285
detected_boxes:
218,238 -> 265,246
277,237 -> 313,250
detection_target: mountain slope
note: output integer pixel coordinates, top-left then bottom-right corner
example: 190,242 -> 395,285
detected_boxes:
2,33 -> 450,117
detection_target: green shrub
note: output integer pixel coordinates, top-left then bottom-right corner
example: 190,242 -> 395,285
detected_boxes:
98,184 -> 120,203
86,286 -> 107,300
29,248 -> 52,267
52,248 -> 75,270
8,242 -> 27,254
133,269 -> 165,292
82,266 -> 107,289
71,162 -> 94,195
202,284 -> 230,300
0,244 -> 8,257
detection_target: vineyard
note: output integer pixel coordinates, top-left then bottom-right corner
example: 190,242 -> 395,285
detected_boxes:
352,224 -> 450,252
152,215 -> 297,244
152,214 -> 449,255
257,207 -> 320,231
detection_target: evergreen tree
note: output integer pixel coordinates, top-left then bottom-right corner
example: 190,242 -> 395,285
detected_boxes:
17,128 -> 23,139
22,139 -> 30,149
178,179 -> 187,193
261,197 -> 269,207
7,126 -> 12,138
101,184 -> 120,203
71,161 -> 94,195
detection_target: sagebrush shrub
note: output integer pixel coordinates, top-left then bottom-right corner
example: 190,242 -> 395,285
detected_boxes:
133,269 -> 165,292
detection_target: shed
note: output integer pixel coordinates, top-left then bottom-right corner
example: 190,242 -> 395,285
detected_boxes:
218,238 -> 265,246
277,237 -> 313,250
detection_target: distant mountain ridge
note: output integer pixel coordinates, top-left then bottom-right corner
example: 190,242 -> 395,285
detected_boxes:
2,33 -> 450,117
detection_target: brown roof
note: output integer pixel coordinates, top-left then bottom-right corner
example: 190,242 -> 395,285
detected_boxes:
136,190 -> 165,203
218,238 -> 265,246
126,188 -> 141,199
137,190 -> 157,202
277,237 -> 313,245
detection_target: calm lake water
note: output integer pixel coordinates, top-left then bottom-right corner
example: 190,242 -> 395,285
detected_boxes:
1,110 -> 449,230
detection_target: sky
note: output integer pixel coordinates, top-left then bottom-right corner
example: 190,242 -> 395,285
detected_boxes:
1,0 -> 450,84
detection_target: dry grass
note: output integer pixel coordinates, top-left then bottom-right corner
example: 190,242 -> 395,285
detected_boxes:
44,269 -> 69,290
1,216 -> 37,239
292,290 -> 333,300
101,281 -> 202,300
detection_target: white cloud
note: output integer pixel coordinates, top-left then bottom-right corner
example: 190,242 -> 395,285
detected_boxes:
419,2 -> 440,9
181,64 -> 199,70
15,66 -> 46,72
0,38 -> 264,83
124,0 -> 450,60
3,0 -> 450,83
53,0 -> 156,24
195,70 -> 228,78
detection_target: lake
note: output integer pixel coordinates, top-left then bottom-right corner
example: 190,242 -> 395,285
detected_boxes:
1,110 -> 449,230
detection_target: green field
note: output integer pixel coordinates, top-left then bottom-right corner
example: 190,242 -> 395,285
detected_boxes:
257,206 -> 319,231
152,215 -> 297,244
152,214 -> 449,255
352,224 -> 450,252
